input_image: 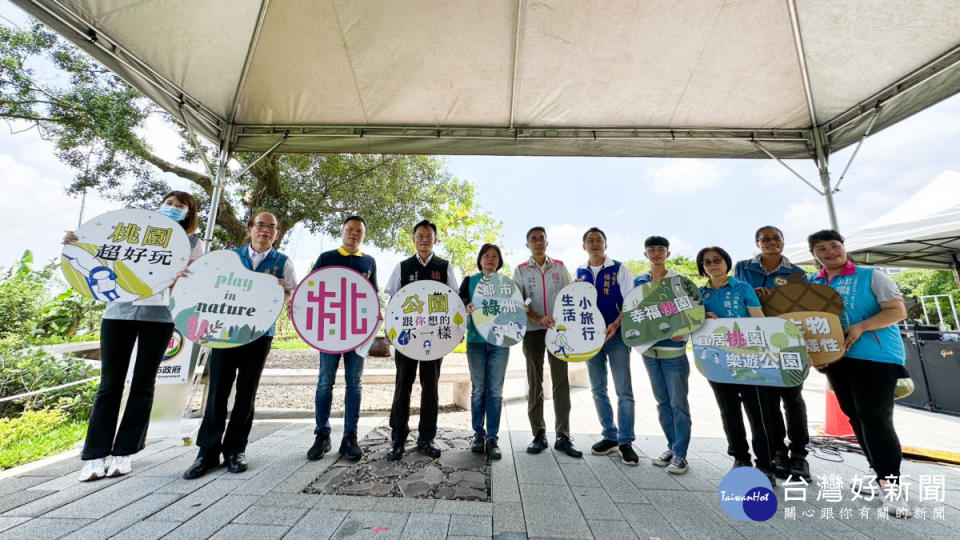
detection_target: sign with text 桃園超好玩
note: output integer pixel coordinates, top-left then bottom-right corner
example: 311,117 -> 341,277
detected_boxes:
290,266 -> 380,353
170,250 -> 285,348
61,208 -> 191,303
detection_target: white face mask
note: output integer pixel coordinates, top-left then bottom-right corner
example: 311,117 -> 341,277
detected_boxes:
159,205 -> 188,221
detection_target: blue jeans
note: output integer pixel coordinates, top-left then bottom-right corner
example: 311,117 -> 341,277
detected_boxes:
315,351 -> 364,436
642,354 -> 692,458
466,342 -> 510,440
586,331 -> 634,445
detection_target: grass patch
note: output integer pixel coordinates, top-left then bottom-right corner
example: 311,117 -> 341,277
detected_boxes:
0,409 -> 87,470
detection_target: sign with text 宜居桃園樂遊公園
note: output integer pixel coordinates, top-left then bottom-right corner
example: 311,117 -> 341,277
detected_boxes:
691,317 -> 811,387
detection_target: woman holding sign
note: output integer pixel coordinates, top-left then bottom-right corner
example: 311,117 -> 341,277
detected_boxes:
808,230 -> 911,518
459,244 -> 511,460
65,191 -> 203,481
697,246 -> 778,486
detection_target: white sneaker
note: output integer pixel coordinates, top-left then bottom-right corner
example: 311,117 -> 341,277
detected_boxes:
106,455 -> 132,477
78,458 -> 107,481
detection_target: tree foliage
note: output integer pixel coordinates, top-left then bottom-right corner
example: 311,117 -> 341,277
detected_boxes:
892,269 -> 960,328
1,22 -> 498,252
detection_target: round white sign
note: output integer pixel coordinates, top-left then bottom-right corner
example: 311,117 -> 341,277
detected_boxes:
385,280 -> 466,361
291,266 -> 381,353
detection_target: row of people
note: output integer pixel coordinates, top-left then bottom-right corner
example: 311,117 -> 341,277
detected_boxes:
69,203 -> 910,518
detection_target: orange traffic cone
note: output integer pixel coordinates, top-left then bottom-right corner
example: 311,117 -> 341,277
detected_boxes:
824,389 -> 855,437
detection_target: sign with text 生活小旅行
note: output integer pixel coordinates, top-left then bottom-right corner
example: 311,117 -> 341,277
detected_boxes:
170,250 -> 285,348
691,317 -> 811,387
290,266 -> 380,353
61,208 -> 191,303
545,282 -> 606,363
470,272 -> 527,347
385,280 -> 467,361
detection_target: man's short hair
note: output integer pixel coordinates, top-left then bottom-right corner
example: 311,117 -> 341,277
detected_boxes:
526,226 -> 546,241
413,219 -> 438,235
246,211 -> 278,227
644,236 -> 669,248
344,215 -> 365,226
582,227 -> 606,242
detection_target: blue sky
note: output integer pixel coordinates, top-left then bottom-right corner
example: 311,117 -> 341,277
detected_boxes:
2,1 -> 959,281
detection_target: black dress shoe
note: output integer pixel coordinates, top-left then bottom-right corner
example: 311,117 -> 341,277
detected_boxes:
416,440 -> 441,458
526,431 -> 548,454
554,436 -> 583,458
486,438 -> 502,460
183,454 -> 220,480
339,432 -> 363,461
731,458 -> 751,470
386,442 -> 405,461
471,434 -> 485,454
773,451 -> 790,479
307,433 -> 332,461
225,452 -> 248,473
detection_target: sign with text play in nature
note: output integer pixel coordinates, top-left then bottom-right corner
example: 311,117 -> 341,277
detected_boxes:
622,275 -> 705,350
778,312 -> 845,366
385,281 -> 467,361
61,209 -> 191,303
692,317 -> 811,387
471,273 -> 527,347
546,282 -> 606,362
170,250 -> 284,348
291,267 -> 380,353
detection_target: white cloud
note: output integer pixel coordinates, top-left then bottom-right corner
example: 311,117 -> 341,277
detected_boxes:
643,159 -> 725,195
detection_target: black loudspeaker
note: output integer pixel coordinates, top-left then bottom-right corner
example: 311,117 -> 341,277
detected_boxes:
919,341 -> 960,416
898,333 -> 931,410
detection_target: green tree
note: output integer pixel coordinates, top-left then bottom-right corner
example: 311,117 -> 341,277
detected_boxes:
892,269 -> 960,328
0,23 -> 493,250
0,251 -> 53,341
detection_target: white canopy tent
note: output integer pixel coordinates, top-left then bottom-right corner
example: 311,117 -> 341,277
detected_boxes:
11,0 -> 960,232
785,170 -> 960,272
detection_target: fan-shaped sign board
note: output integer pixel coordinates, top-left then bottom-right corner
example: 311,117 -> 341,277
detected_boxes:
291,267 -> 380,353
691,317 -> 811,387
385,281 -> 467,361
622,275 -> 705,350
777,311 -> 845,367
471,273 -> 527,347
545,282 -> 606,363
170,250 -> 285,349
760,274 -> 843,316
61,209 -> 191,303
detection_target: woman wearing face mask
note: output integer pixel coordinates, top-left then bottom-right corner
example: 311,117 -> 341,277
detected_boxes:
459,244 -> 511,460
63,191 -> 204,481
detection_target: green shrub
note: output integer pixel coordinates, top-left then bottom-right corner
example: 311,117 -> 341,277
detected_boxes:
0,343 -> 99,420
0,408 -> 87,469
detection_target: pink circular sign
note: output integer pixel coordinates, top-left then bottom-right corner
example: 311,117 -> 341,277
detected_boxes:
291,266 -> 380,353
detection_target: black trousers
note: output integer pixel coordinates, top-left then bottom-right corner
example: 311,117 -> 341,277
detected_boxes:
389,351 -> 443,444
769,384 -> 810,458
709,381 -> 776,469
196,335 -> 273,456
82,319 -> 174,460
825,356 -> 904,480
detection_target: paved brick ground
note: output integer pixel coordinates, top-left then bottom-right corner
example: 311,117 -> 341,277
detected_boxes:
2,352 -> 959,539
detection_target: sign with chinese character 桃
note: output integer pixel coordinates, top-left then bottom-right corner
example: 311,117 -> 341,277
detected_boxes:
691,317 -> 811,387
777,311 -> 845,366
61,208 -> 191,303
385,280 -> 467,361
470,273 -> 527,347
760,274 -> 844,317
621,275 -> 705,350
169,250 -> 285,348
545,282 -> 606,362
290,266 -> 380,353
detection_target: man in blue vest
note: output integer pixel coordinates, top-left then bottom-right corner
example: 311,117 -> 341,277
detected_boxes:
184,211 -> 297,479
307,216 -> 379,462
577,227 -> 639,465
384,219 -> 460,461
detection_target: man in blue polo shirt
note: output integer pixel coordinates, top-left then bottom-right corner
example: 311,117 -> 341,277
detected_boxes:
577,227 -> 638,465
307,216 -> 379,462
733,225 -> 811,482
